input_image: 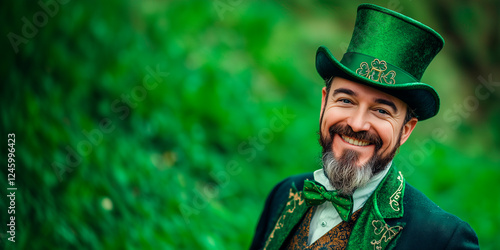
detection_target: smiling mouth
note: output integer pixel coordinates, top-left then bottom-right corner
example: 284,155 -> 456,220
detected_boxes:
341,135 -> 371,146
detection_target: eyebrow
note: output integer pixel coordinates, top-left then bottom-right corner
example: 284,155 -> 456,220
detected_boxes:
333,87 -> 398,113
374,98 -> 398,113
333,88 -> 356,96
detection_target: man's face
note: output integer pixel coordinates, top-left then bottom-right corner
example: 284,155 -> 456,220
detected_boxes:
319,77 -> 417,193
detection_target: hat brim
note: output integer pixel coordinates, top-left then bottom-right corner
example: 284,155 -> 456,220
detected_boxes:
316,46 -> 439,121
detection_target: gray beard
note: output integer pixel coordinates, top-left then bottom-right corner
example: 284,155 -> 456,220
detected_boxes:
322,150 -> 375,195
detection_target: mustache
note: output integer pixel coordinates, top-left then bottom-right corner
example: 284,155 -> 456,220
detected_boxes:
321,124 -> 383,151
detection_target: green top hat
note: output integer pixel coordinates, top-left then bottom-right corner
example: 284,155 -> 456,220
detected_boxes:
316,4 -> 445,120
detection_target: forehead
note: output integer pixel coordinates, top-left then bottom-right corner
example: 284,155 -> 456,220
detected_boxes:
329,77 -> 408,110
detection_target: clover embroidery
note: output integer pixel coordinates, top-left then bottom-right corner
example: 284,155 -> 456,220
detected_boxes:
355,59 -> 397,85
381,70 -> 397,85
370,220 -> 403,249
355,62 -> 370,77
370,59 -> 387,81
372,220 -> 386,235
371,59 -> 388,71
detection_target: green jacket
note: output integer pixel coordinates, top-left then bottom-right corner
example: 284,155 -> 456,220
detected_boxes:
250,167 -> 479,249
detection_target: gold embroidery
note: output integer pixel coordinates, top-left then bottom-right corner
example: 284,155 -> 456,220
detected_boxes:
370,220 -> 403,250
265,214 -> 285,247
287,189 -> 305,212
356,59 -> 397,84
389,171 -> 404,212
264,188 -> 305,249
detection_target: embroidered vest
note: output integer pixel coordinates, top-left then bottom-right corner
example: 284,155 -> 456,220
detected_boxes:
284,207 -> 362,249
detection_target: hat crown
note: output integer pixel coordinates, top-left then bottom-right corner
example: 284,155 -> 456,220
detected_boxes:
346,4 -> 444,81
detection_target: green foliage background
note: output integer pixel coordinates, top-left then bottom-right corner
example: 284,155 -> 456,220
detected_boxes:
1,0 -> 499,249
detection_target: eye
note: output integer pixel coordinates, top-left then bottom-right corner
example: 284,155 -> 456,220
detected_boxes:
339,98 -> 352,104
376,108 -> 389,115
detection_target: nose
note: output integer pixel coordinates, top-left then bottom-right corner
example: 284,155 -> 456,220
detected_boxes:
347,108 -> 371,132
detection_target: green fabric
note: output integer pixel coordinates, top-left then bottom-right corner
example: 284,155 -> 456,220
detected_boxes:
315,3 -> 445,121
254,169 -> 479,249
303,180 -> 353,222
346,167 -> 406,250
263,168 -> 406,250
257,167 -> 479,249
263,183 -> 310,250
347,5 -> 444,81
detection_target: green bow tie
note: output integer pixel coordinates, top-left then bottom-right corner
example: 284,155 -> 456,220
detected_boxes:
303,180 -> 354,222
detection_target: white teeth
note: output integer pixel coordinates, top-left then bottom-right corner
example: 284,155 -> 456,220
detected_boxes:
341,135 -> 370,146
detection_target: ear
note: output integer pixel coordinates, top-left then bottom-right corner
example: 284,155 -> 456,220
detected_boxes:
399,117 -> 418,145
320,87 -> 328,121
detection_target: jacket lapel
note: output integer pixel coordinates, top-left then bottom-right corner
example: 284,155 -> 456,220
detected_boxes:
347,167 -> 406,250
264,182 -> 309,250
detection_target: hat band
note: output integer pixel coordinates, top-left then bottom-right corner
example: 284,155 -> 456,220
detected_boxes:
340,52 -> 417,85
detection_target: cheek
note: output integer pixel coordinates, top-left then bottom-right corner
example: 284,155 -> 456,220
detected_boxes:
321,110 -> 342,135
378,125 -> 399,151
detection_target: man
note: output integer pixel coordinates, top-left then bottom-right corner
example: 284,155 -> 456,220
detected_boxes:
250,4 -> 479,250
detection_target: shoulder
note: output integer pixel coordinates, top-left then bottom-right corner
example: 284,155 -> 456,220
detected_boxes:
250,172 -> 313,250
402,183 -> 466,226
263,172 -> 314,220
271,172 -> 315,198
392,183 -> 479,249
